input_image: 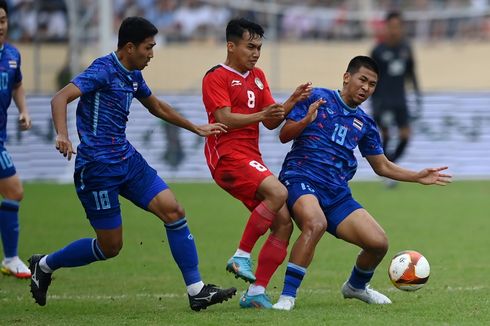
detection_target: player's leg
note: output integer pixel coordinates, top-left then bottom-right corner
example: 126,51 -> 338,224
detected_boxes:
336,208 -> 391,304
390,104 -> 411,163
0,167 -> 31,279
240,175 -> 293,308
273,181 -> 327,311
29,163 -> 123,306
372,103 -> 390,153
122,153 -> 236,311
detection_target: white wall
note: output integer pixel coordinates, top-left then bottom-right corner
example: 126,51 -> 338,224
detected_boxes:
6,92 -> 490,183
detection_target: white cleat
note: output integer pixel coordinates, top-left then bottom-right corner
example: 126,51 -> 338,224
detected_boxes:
272,295 -> 296,311
341,281 -> 392,304
1,256 -> 32,279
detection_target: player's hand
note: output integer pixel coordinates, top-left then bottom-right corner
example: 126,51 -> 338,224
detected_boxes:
55,134 -> 76,161
262,103 -> 285,120
305,98 -> 326,123
416,166 -> 452,186
195,123 -> 228,137
18,112 -> 32,131
290,82 -> 312,103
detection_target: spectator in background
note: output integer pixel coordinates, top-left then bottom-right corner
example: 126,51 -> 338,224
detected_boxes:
370,11 -> 421,187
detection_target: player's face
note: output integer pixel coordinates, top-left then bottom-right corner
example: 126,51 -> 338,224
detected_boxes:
386,17 -> 403,44
227,31 -> 262,73
0,9 -> 8,45
130,36 -> 156,70
342,66 -> 378,106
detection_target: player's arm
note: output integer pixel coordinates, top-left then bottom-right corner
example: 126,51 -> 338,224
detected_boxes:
263,82 -> 312,130
366,154 -> 452,185
139,95 -> 227,137
51,83 -> 81,160
12,82 -> 31,130
213,104 -> 284,130
279,98 -> 325,143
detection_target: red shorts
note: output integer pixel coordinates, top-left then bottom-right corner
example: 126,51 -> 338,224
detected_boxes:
212,152 -> 272,211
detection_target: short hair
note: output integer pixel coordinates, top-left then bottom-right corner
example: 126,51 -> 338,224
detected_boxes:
346,56 -> 379,76
117,17 -> 158,49
0,0 -> 8,15
385,10 -> 402,22
226,18 -> 264,43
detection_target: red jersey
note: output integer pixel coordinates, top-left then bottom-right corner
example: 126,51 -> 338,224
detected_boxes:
202,64 -> 275,171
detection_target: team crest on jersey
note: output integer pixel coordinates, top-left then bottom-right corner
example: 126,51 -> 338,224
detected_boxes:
231,80 -> 242,87
132,82 -> 138,91
353,118 -> 363,131
8,60 -> 17,69
254,77 -> 264,90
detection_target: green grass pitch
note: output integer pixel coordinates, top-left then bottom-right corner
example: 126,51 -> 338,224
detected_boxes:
1,181 -> 489,325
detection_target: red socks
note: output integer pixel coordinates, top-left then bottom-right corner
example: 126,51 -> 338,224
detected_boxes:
238,202 -> 276,253
255,234 -> 288,288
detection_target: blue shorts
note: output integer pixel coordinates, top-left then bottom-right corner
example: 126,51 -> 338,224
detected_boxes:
0,144 -> 16,179
283,178 -> 362,237
74,151 -> 168,230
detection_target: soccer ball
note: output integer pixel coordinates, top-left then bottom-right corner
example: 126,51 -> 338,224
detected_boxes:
388,250 -> 430,291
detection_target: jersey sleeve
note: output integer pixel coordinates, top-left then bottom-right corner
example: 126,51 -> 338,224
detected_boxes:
286,89 -> 319,122
358,118 -> 384,157
71,59 -> 111,94
134,72 -> 152,99
202,71 -> 231,114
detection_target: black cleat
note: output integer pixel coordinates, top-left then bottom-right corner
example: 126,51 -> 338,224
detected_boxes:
28,254 -> 52,306
188,284 -> 237,311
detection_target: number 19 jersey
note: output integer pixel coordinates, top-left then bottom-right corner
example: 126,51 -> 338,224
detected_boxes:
202,64 -> 275,172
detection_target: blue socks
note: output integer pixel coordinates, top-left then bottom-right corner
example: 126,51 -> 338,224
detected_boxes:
281,262 -> 307,298
348,265 -> 374,289
46,238 -> 106,271
0,200 -> 20,258
164,217 -> 201,286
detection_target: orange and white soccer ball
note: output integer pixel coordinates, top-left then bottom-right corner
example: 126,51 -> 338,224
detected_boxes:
388,250 -> 430,291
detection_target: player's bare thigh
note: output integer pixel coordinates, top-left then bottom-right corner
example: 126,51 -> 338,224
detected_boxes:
0,174 -> 23,200
147,188 -> 185,224
336,208 -> 387,250
291,194 -> 327,233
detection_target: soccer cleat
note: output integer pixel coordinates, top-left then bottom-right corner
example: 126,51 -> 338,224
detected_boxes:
226,256 -> 256,283
188,284 -> 237,311
272,295 -> 296,311
28,254 -> 52,306
1,256 -> 32,279
239,290 -> 272,309
341,281 -> 392,304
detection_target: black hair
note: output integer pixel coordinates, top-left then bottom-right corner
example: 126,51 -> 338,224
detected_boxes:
346,56 -> 379,76
226,17 -> 264,43
117,17 -> 158,49
385,10 -> 402,22
0,0 -> 8,15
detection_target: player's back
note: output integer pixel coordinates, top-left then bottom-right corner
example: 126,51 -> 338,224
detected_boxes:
280,88 -> 383,187
202,64 -> 275,168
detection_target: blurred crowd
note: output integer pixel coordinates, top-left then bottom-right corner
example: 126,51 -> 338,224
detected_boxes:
6,0 -> 490,43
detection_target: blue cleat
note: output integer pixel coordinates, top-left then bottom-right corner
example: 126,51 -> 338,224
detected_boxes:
239,290 -> 273,309
226,256 -> 256,283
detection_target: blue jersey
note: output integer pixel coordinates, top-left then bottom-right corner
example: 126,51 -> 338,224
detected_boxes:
279,88 -> 383,188
71,52 -> 151,169
0,43 -> 22,142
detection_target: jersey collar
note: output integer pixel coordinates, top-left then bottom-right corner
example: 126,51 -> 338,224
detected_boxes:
111,52 -> 132,73
335,90 -> 358,114
220,63 -> 250,78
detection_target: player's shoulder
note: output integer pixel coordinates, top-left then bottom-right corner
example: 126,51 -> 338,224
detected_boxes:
3,43 -> 21,59
311,87 -> 335,99
356,106 -> 377,125
204,64 -> 225,77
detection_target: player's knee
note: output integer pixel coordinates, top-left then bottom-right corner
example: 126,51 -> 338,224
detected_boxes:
162,204 -> 186,223
302,218 -> 327,238
267,184 -> 288,211
98,240 -> 123,258
368,233 -> 389,257
2,187 -> 24,202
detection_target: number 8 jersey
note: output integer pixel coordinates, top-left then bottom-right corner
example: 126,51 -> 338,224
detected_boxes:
202,64 -> 275,171
279,88 -> 384,188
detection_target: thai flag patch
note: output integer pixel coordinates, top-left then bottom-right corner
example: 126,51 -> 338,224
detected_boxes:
132,82 -> 138,91
8,60 -> 17,68
353,118 -> 363,130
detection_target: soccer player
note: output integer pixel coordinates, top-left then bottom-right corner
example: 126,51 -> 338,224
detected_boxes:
0,0 -> 32,279
272,56 -> 451,311
28,17 -> 236,311
370,11 -> 421,174
202,17 -> 311,308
